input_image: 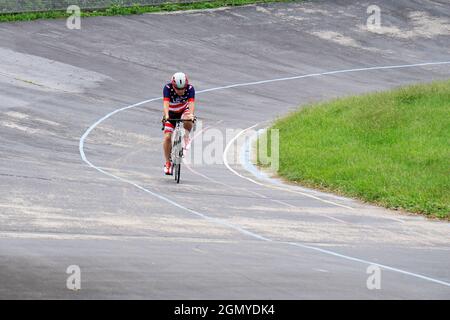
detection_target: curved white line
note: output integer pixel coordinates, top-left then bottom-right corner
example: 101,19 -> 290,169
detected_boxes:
80,61 -> 450,288
199,61 -> 450,93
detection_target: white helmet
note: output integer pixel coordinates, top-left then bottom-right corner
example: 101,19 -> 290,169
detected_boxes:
171,72 -> 189,89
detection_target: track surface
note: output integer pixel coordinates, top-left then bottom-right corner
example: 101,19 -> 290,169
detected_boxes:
1,1 -> 449,299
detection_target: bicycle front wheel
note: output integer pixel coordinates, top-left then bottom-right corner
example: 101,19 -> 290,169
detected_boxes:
174,163 -> 181,183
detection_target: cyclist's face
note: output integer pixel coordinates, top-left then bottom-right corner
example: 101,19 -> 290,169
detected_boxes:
174,87 -> 186,96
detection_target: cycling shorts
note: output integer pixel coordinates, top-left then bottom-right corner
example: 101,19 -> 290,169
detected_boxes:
163,108 -> 191,134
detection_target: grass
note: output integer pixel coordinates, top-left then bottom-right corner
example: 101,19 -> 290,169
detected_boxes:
267,80 -> 450,219
0,0 -> 297,22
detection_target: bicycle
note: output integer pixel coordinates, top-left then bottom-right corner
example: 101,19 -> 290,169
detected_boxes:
162,117 -> 196,183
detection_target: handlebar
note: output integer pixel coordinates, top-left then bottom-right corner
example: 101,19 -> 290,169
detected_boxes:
161,117 -> 197,130
164,118 -> 196,122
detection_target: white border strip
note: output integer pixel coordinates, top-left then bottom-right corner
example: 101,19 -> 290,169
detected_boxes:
79,61 -> 450,288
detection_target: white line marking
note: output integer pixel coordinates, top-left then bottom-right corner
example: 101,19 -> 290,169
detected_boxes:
284,241 -> 450,287
80,61 -> 450,288
199,61 -> 450,93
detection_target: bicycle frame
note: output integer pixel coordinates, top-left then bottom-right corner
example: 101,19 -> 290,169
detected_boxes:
171,121 -> 184,165
163,118 -> 195,183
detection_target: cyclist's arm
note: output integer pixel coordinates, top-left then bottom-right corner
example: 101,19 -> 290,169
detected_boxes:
188,101 -> 195,118
163,100 -> 170,120
187,86 -> 195,119
163,85 -> 170,120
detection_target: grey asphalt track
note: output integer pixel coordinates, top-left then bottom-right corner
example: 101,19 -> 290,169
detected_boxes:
0,0 -> 449,299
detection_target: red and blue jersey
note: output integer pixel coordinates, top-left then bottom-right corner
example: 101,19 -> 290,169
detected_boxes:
163,83 -> 195,113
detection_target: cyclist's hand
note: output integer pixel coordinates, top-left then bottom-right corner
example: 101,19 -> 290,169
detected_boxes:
161,116 -> 167,131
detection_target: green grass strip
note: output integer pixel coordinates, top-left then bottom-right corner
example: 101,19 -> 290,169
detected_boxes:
266,80 -> 450,219
0,0 -> 298,23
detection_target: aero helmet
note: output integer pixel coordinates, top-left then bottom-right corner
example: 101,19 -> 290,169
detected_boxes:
171,72 -> 189,89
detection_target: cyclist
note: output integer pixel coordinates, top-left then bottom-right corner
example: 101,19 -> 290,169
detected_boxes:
162,72 -> 195,175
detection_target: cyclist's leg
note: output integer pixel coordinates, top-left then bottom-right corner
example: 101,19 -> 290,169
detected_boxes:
163,131 -> 173,174
163,111 -> 182,161
181,108 -> 193,148
182,108 -> 193,131
163,132 -> 172,162
164,111 -> 181,155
